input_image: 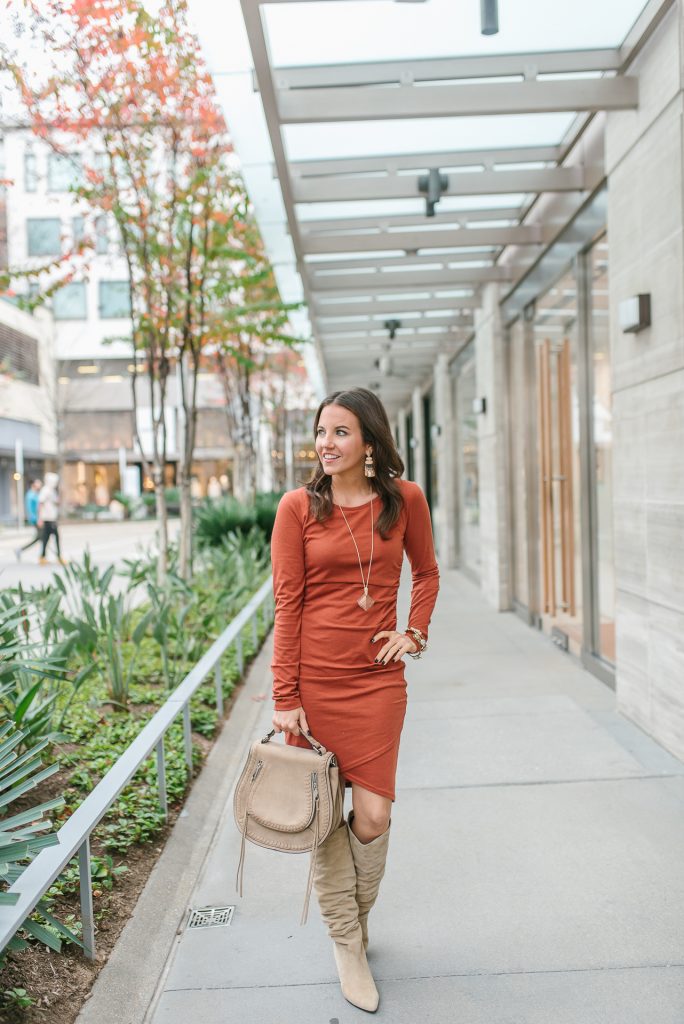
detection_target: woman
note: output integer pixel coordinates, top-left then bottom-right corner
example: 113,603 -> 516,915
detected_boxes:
270,387 -> 440,1012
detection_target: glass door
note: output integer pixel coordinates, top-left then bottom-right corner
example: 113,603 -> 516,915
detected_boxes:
534,269 -> 583,652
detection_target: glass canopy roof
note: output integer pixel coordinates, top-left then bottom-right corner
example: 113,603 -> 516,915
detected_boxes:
189,0 -> 656,408
263,0 -> 650,66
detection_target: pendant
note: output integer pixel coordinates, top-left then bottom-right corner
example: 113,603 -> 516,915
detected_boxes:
358,587 -> 374,611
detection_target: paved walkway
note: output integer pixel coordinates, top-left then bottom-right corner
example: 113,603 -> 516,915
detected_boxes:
81,565 -> 684,1024
0,519 -> 180,591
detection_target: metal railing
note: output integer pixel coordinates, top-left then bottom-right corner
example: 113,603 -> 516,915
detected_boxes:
0,576 -> 274,959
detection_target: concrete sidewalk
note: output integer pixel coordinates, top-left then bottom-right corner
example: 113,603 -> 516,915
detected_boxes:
86,566 -> 684,1023
0,518 -> 180,591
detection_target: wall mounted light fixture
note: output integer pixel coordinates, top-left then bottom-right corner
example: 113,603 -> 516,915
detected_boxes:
619,294 -> 651,334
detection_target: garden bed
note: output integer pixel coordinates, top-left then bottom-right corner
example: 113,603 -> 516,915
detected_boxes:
0,524 -> 274,1021
0,684 -> 242,1024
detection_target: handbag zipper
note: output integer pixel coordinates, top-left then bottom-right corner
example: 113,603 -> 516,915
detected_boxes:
312,772 -> 319,804
252,759 -> 264,781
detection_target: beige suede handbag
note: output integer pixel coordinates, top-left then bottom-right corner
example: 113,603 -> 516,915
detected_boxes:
233,728 -> 344,924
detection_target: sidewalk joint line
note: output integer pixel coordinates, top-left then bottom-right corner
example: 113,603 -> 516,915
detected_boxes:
162,960 -> 684,994
397,772 -> 682,792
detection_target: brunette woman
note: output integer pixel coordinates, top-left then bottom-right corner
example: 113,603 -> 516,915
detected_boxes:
270,387 -> 440,1012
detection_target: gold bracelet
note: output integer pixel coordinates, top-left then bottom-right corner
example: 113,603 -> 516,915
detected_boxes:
404,626 -> 427,659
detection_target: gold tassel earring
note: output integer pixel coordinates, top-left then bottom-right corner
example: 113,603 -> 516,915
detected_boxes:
364,452 -> 376,478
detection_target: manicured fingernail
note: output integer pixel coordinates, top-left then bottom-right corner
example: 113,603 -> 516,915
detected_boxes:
373,658 -> 378,663
370,637 -> 375,643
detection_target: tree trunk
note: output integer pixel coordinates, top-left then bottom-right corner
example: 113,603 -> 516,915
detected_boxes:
178,464 -> 193,581
153,465 -> 168,585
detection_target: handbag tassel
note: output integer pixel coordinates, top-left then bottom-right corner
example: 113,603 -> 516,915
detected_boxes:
300,808 -> 320,926
235,811 -> 249,897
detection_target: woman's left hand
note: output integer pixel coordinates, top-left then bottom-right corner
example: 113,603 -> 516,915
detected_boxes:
371,630 -> 418,664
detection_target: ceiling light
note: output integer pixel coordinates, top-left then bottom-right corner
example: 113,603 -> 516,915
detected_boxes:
418,169 -> 448,217
481,0 -> 499,35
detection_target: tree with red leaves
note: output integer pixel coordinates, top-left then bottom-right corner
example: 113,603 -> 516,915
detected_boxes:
4,0 -> 302,580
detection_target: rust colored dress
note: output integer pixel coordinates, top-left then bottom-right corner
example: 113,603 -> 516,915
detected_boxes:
270,478 -> 440,801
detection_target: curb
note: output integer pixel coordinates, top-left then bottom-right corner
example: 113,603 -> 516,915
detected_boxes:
75,633 -> 274,1024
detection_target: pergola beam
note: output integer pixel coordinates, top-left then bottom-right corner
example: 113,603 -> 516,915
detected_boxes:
314,297 -> 479,317
306,253 -> 495,273
267,49 -> 622,90
290,146 -> 562,179
294,168 -> 587,204
320,330 -> 472,347
301,208 -> 523,235
309,266 -> 507,290
303,225 -> 549,256
312,268 -> 509,292
278,77 -> 638,124
319,317 -> 474,335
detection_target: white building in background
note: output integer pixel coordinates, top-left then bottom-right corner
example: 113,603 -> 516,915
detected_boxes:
0,297 -> 57,523
1,129 -> 318,509
1,130 -> 247,508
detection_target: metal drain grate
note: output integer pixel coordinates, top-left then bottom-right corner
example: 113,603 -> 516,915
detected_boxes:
187,905 -> 235,929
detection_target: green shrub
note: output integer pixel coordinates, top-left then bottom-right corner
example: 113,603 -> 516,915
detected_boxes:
253,491 -> 284,541
194,497 -> 256,548
194,491 -> 283,548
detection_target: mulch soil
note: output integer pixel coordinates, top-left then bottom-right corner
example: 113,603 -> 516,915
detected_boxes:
1,683 -> 250,1024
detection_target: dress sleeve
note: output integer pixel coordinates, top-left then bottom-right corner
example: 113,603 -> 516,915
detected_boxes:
403,483 -> 440,643
270,491 -> 306,711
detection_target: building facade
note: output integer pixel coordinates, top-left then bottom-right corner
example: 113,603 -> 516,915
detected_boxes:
395,4 -> 684,765
2,132 -> 302,509
0,298 -> 57,523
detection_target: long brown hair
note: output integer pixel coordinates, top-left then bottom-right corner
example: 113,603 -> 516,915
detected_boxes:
305,387 -> 405,539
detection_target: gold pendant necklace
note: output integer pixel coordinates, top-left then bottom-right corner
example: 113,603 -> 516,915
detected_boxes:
335,495 -> 375,610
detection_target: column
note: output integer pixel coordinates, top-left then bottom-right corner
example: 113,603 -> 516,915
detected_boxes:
411,385 -> 426,492
474,282 -> 512,611
433,352 -> 458,567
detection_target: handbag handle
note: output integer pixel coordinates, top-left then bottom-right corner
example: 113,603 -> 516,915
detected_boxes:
261,728 -> 328,756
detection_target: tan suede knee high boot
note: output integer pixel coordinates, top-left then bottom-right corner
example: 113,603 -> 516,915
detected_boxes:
313,820 -> 379,1013
347,810 -> 391,952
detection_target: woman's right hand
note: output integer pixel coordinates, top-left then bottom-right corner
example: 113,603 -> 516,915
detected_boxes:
272,705 -> 310,737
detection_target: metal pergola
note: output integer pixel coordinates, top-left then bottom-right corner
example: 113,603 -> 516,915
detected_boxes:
198,0 -> 671,415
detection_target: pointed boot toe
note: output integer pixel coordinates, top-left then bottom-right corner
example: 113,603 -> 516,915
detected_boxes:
333,936 -> 379,1012
313,820 -> 381,1012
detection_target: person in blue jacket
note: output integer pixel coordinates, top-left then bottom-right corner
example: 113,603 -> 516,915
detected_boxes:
15,478 -> 42,561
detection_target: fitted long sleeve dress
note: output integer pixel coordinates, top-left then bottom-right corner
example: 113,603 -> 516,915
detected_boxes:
270,477 -> 440,801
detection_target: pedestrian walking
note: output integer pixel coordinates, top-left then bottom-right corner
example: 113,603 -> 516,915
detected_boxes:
270,387 -> 440,1012
37,472 -> 66,565
14,478 -> 43,561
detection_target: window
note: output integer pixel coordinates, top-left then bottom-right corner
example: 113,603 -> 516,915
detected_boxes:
47,153 -> 82,192
27,218 -> 61,257
24,151 -> 38,192
53,282 -> 87,320
0,324 -> 39,385
72,216 -> 85,244
98,280 -> 130,318
95,215 -> 109,254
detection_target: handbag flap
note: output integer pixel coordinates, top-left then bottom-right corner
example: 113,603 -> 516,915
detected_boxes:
247,754 -> 316,832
